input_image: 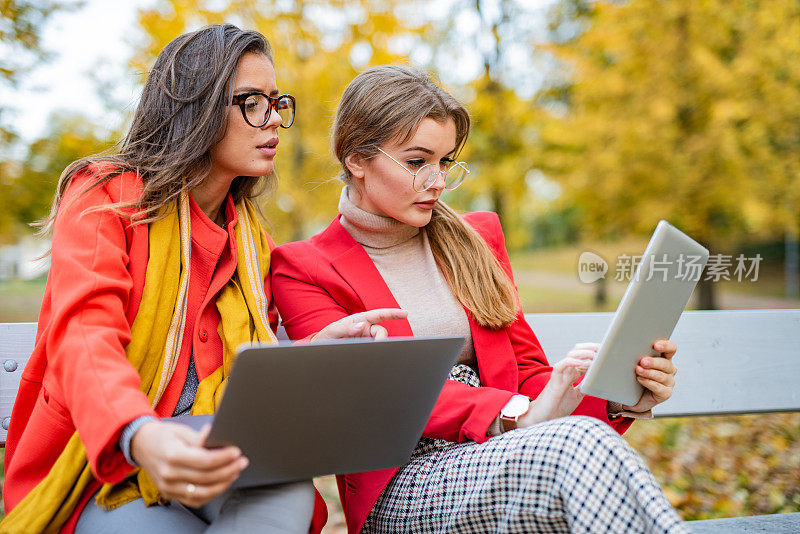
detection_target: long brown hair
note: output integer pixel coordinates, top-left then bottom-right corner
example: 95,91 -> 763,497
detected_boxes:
39,23 -> 274,234
332,65 -> 518,329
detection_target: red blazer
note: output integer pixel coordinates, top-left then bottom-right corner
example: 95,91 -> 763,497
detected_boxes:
270,211 -> 633,534
3,167 -> 327,533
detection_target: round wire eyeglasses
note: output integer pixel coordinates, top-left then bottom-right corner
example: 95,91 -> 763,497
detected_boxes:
377,147 -> 470,192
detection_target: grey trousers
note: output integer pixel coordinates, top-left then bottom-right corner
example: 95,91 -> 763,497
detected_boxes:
75,480 -> 315,533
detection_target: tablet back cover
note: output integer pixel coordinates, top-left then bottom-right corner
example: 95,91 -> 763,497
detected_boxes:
579,221 -> 709,405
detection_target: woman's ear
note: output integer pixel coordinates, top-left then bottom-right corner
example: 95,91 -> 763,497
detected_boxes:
344,152 -> 367,180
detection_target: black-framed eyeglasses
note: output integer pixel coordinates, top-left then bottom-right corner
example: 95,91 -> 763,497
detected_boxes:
231,91 -> 296,128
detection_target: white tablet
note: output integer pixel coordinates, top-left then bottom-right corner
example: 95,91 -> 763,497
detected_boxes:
579,221 -> 709,405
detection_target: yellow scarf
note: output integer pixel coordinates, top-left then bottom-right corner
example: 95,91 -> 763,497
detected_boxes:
0,194 -> 277,533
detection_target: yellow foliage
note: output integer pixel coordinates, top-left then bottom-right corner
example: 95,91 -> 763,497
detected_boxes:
132,0 -> 424,244
5,114 -> 114,232
537,0 -> 800,248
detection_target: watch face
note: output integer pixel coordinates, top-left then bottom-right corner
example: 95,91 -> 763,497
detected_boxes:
502,395 -> 530,418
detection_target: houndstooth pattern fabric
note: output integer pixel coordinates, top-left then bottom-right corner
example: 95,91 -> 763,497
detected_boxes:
362,365 -> 687,534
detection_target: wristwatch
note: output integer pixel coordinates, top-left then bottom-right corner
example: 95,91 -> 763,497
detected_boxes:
500,394 -> 530,432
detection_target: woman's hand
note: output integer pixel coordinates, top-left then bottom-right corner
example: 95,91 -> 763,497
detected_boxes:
517,342 -> 597,428
313,308 -> 408,341
623,339 -> 678,413
130,420 -> 248,508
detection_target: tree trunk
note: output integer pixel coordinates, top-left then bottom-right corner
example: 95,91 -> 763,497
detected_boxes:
786,229 -> 799,299
594,277 -> 607,309
291,120 -> 306,242
492,187 -> 504,225
696,275 -> 716,310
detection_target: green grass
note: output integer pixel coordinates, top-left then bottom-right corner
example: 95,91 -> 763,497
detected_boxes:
510,238 -> 649,274
714,265 -> 792,298
0,277 -> 46,322
511,240 -> 799,301
517,284 -> 618,313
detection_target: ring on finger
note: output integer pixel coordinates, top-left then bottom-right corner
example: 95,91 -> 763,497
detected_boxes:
186,483 -> 197,497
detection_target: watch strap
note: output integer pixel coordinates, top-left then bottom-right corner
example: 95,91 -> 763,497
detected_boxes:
500,414 -> 519,433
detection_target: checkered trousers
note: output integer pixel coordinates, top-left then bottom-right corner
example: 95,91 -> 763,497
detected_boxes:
362,365 -> 687,534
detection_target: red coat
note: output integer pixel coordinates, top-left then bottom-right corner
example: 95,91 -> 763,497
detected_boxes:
271,211 -> 633,534
3,167 -> 327,533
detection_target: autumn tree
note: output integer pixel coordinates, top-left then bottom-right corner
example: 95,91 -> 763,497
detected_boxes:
537,0 -> 800,307
131,0 -> 429,244
0,0 -> 77,145
458,74 -> 540,249
7,113 -> 113,228
419,0 -> 553,249
0,0 -> 78,239
0,160 -> 21,241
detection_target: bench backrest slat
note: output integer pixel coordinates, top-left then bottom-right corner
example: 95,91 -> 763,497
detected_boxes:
527,310 -> 800,417
0,322 -> 36,445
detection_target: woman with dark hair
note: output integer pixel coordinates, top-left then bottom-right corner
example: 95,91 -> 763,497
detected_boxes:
1,24 -> 401,534
271,64 -> 687,534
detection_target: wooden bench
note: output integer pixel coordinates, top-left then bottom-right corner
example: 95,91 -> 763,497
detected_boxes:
2,309 -> 799,532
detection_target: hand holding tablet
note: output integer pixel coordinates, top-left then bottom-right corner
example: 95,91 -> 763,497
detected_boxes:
517,342 -> 596,427
626,338 -> 678,412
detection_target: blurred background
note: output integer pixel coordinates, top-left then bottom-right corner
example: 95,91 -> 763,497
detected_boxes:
1,0 -> 798,530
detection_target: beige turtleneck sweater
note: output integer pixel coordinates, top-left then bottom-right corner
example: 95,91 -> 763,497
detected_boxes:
336,186 -> 646,429
338,186 -> 477,367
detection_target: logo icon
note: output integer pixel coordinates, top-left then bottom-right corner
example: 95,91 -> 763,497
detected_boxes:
578,252 -> 608,284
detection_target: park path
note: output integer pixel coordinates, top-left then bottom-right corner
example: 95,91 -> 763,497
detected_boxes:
513,270 -> 800,310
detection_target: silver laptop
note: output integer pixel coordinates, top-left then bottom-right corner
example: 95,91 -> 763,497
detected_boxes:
179,336 -> 464,487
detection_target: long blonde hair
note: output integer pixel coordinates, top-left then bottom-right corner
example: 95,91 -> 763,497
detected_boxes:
38,23 -> 275,234
332,65 -> 518,329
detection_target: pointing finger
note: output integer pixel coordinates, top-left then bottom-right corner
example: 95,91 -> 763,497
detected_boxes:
356,308 -> 408,324
572,342 -> 600,351
565,349 -> 597,361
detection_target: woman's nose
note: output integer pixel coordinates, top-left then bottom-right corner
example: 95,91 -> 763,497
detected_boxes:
263,107 -> 282,129
426,170 -> 447,192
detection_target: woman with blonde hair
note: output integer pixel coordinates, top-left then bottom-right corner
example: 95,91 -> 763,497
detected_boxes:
271,64 -> 687,533
1,24 -> 401,534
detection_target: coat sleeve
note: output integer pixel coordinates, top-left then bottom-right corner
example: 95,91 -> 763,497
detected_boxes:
270,243 -> 514,444
473,212 -> 633,435
46,174 -> 156,481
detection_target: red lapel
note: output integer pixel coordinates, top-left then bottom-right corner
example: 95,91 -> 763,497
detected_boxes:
467,313 -> 517,390
313,216 -> 414,337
